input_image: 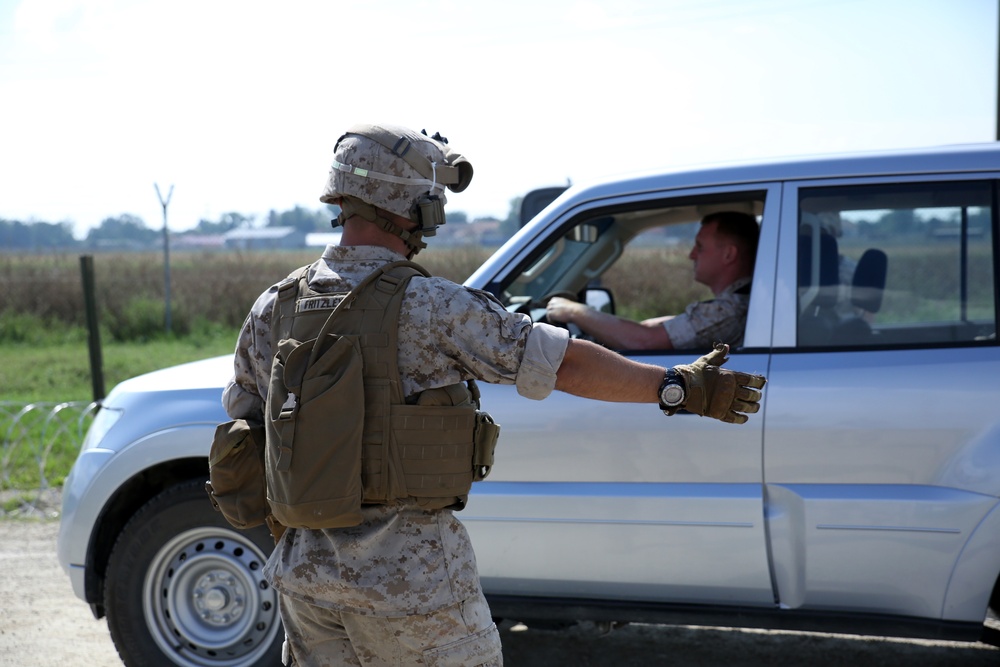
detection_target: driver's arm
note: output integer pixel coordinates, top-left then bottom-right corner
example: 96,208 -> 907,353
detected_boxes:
546,296 -> 674,350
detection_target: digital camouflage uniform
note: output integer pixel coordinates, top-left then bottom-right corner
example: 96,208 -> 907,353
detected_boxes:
660,276 -> 752,349
223,244 -> 569,667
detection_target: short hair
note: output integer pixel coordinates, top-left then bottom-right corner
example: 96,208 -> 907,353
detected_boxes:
702,211 -> 759,267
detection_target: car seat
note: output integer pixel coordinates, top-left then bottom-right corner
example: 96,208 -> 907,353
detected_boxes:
833,248 -> 888,344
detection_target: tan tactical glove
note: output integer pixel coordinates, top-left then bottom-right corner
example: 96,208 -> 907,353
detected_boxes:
672,343 -> 767,425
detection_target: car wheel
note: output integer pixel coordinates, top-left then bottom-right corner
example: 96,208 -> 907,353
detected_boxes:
104,480 -> 282,667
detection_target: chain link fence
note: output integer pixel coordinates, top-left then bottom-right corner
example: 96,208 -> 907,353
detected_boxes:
0,401 -> 98,519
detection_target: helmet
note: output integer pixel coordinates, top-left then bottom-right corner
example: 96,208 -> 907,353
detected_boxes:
320,123 -> 473,255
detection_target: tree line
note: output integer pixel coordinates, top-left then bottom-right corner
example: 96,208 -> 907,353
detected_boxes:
1,201 -> 521,251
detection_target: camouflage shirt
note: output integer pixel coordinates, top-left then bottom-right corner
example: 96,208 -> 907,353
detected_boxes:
222,244 -> 569,616
661,277 -> 751,349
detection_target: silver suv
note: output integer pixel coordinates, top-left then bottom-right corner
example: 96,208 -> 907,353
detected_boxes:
59,143 -> 1000,666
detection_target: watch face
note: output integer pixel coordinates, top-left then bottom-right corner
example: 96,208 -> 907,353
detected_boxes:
660,383 -> 685,406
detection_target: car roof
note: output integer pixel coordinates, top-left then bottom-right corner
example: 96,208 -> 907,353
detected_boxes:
553,142 -> 1000,211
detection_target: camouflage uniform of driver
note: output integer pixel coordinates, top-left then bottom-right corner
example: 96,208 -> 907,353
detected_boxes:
223,124 -> 570,666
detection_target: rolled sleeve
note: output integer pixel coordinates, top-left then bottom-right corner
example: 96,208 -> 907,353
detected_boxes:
661,280 -> 750,349
222,378 -> 262,421
661,314 -> 701,349
514,323 -> 570,400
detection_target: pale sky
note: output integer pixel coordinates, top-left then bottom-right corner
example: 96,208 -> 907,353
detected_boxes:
0,0 -> 996,239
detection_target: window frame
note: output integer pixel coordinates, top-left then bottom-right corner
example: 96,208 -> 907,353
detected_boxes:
775,174 -> 1000,350
481,183 -> 783,350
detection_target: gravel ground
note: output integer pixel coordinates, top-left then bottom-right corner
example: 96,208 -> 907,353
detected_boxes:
2,517 -> 998,667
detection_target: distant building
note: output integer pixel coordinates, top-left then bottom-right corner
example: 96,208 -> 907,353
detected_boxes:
305,232 -> 343,247
223,227 -> 305,250
172,234 -> 226,250
434,218 -> 506,246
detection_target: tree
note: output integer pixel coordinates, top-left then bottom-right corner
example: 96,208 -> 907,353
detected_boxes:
86,214 -> 158,248
0,218 -> 77,249
192,212 -> 255,235
499,195 -> 523,240
878,209 -> 917,235
266,206 -> 330,233
446,210 -> 468,224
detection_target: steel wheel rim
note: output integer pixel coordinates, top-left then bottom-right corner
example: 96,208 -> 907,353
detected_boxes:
143,527 -> 279,667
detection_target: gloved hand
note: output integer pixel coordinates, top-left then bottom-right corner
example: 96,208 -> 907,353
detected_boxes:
672,343 -> 766,425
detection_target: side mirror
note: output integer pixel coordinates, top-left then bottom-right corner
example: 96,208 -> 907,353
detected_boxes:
584,287 -> 614,314
520,186 -> 570,227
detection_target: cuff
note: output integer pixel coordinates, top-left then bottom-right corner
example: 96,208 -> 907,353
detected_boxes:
662,315 -> 697,350
515,323 -> 570,400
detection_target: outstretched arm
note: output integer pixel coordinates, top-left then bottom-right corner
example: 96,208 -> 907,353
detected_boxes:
554,339 -> 766,425
554,338 -> 663,402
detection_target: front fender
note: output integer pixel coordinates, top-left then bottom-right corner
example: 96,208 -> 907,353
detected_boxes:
942,497 -> 1000,621
58,424 -> 217,598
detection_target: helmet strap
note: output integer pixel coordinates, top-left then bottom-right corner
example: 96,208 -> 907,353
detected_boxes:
338,196 -> 426,257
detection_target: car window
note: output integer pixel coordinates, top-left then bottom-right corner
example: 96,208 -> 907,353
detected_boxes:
499,192 -> 766,351
797,180 -> 996,347
597,221 -> 710,323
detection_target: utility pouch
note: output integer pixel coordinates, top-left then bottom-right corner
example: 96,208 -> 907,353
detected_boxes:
472,411 -> 500,482
206,419 -> 269,529
264,329 -> 366,529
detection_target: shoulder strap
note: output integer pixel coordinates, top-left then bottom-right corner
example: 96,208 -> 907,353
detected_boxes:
306,260 -> 428,371
271,265 -> 311,352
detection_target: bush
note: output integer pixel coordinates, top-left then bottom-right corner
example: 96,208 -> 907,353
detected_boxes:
0,311 -> 88,346
104,296 -> 193,342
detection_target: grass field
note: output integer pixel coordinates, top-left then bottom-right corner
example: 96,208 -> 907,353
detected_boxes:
1,328 -> 239,404
0,332 -> 240,492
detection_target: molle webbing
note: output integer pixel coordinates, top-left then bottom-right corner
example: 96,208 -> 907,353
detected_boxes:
272,261 -> 485,518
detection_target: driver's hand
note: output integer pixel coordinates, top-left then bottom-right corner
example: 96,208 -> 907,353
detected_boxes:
545,296 -> 587,324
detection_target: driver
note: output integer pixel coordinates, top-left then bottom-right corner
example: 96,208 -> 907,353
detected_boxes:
546,211 -> 759,350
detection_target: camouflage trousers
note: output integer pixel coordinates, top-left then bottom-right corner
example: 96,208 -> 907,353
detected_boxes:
279,592 -> 503,666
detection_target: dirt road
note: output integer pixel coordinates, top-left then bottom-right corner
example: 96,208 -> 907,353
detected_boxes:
1,518 -> 997,667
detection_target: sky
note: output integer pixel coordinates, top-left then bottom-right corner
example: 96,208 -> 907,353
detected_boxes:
0,0 -> 997,239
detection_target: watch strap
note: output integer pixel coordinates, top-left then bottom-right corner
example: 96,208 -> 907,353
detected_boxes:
658,368 -> 686,415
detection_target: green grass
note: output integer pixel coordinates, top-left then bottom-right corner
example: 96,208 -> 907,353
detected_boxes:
1,328 -> 239,490
0,328 -> 240,404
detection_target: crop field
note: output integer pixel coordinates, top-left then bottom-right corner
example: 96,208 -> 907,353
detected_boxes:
0,246 -> 698,496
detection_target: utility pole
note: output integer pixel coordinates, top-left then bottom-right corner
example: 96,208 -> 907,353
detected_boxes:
155,183 -> 174,333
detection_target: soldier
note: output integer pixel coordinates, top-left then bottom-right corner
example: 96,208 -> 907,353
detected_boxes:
546,211 -> 760,349
222,123 -> 765,666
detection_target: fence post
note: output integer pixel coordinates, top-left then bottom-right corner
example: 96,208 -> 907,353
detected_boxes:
79,255 -> 105,402
155,183 -> 174,334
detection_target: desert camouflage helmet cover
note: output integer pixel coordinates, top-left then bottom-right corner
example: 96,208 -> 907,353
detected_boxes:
320,123 -> 473,222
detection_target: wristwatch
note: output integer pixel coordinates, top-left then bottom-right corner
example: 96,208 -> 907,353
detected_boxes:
658,368 -> 686,415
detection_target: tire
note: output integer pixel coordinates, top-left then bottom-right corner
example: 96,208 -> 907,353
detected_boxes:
104,480 -> 282,667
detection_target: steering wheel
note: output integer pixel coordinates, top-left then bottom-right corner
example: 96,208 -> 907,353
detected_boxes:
538,290 -> 579,307
535,291 -> 586,338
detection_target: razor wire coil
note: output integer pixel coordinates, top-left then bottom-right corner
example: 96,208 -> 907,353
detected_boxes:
0,401 -> 99,518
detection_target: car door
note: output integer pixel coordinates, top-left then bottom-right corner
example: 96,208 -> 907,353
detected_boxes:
764,175 -> 1000,620
463,183 -> 780,607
